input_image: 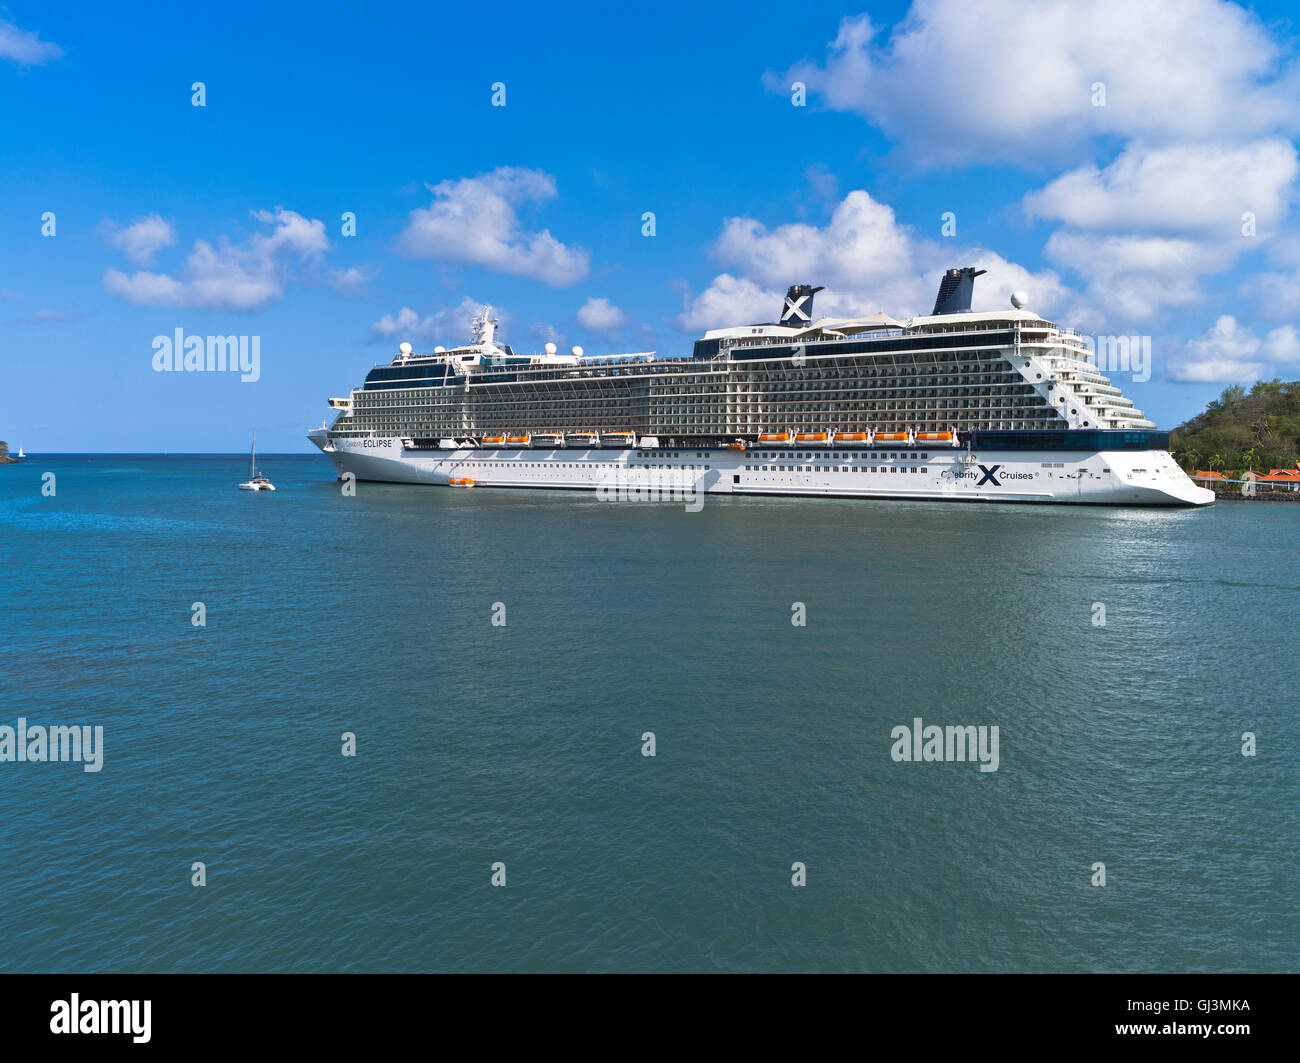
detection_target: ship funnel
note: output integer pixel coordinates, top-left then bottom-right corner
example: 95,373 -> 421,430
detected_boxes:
780,284 -> 825,326
931,267 -> 987,315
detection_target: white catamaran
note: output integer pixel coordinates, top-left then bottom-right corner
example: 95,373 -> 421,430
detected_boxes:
238,430 -> 275,492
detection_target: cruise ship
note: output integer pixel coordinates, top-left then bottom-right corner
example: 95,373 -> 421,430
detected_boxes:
308,267 -> 1213,506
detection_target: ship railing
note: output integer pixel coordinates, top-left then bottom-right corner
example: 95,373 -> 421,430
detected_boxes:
720,329 -> 908,351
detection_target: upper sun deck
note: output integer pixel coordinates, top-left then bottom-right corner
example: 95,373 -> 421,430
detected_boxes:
373,268 -> 1092,380
694,271 -> 1094,360
382,303 -> 662,372
704,307 -> 1075,342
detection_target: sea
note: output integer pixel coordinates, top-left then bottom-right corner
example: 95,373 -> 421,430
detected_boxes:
0,454 -> 1295,972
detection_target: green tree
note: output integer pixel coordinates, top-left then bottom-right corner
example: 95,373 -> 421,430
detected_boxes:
1172,443 -> 1199,471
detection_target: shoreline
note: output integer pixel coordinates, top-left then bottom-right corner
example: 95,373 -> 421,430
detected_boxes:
1207,488 -> 1300,501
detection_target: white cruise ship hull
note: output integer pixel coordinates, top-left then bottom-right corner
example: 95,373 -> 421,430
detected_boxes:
309,432 -> 1214,506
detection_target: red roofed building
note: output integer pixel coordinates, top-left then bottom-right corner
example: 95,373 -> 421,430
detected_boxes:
1258,468 -> 1300,491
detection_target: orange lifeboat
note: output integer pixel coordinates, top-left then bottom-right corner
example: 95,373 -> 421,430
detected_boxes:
795,432 -> 829,445
875,432 -> 911,443
833,432 -> 870,445
504,434 -> 532,447
916,431 -> 956,444
725,440 -> 747,450
481,434 -> 506,446
758,432 -> 793,445
449,478 -> 475,487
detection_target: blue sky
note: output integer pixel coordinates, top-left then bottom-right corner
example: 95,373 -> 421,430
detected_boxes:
3,0 -> 1300,452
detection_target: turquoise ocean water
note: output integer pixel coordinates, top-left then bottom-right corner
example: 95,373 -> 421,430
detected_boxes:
0,454 -> 1295,972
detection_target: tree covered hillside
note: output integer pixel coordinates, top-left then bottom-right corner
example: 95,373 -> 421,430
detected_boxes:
1171,379 -> 1300,473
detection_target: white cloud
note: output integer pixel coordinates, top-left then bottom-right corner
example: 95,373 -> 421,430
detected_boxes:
576,297 -> 627,337
2,307 -> 79,326
102,208 -> 339,309
99,214 -> 177,265
371,307 -> 425,338
1170,315 -> 1300,381
1262,324 -> 1300,362
713,191 -> 915,293
103,270 -> 184,306
397,167 -> 589,287
776,5 -> 1300,327
0,17 -> 62,65
1042,231 -> 1214,323
325,266 -> 368,296
1025,139 -> 1300,325
678,189 -> 1069,331
530,322 -> 563,346
676,274 -> 774,333
1240,267 -> 1300,320
370,297 -> 489,345
777,1 -> 1300,166
804,164 -> 839,203
1025,140 -> 1298,237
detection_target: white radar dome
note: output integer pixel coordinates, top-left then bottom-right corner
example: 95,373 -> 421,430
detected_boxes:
571,345 -> 584,357
398,342 -> 412,355
1010,291 -> 1029,309
434,345 -> 446,353
545,342 -> 557,355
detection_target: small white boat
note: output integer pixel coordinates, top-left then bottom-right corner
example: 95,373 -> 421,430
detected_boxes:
16,447 -> 24,458
238,430 -> 276,491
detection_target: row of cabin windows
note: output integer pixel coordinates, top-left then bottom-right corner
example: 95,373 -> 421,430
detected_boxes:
745,466 -> 928,474
454,462 -> 714,471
